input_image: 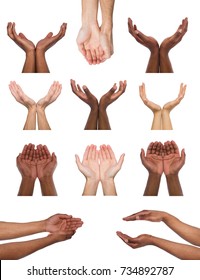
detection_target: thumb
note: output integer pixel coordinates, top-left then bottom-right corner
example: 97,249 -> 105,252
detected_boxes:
117,154 -> 125,169
75,154 -> 82,169
46,32 -> 53,38
180,149 -> 186,165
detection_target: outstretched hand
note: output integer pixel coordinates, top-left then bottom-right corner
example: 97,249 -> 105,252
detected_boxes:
7,22 -> 35,53
37,81 -> 62,110
123,210 -> 167,222
36,145 -> 57,180
75,145 -> 100,181
99,81 -> 127,110
117,232 -> 153,248
128,18 -> 159,52
71,79 -> 98,110
17,143 -> 37,180
160,18 -> 188,53
45,214 -> 83,234
36,23 -> 67,53
140,142 -> 163,175
163,141 -> 185,176
99,145 -> 125,181
9,81 -> 36,109
139,83 -> 161,113
163,83 -> 186,112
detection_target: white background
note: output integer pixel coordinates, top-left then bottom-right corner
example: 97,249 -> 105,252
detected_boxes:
1,0 -> 200,279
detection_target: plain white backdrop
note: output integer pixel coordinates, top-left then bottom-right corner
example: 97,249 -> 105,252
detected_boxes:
1,0 -> 200,279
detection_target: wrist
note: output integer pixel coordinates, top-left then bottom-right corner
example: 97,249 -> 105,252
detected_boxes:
28,104 -> 36,112
36,48 -> 45,55
160,46 -> 170,56
150,44 -> 159,55
36,104 -> 46,112
99,104 -> 107,112
100,23 -> 113,34
39,175 -> 53,183
25,49 -> 35,55
148,171 -> 162,177
22,175 -> 36,182
165,172 -> 179,177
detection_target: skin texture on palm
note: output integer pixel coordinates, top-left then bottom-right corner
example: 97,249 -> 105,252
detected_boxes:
140,83 -> 186,130
9,81 -> 62,130
75,145 -> 100,195
7,22 -> 67,73
117,210 -> 200,259
128,17 -> 188,73
141,141 -> 185,196
75,144 -> 124,195
17,144 -> 57,196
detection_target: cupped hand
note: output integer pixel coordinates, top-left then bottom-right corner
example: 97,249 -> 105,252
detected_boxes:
45,214 -> 83,233
36,23 -> 67,52
17,143 -> 37,180
99,145 -> 125,181
37,81 -> 62,110
75,145 -> 100,181
160,18 -> 188,53
117,232 -> 153,248
36,145 -> 57,179
9,81 -> 36,109
163,141 -> 185,176
71,79 -> 98,110
139,83 -> 161,112
163,83 -> 186,112
7,22 -> 35,52
76,23 -> 101,65
140,142 -> 163,175
128,18 -> 159,52
99,81 -> 127,110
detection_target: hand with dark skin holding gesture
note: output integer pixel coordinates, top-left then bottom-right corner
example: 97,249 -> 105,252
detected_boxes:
0,214 -> 83,260
7,22 -> 67,73
128,17 -> 188,73
70,79 -> 127,130
141,141 -> 185,196
17,144 -> 58,196
117,209 -> 200,260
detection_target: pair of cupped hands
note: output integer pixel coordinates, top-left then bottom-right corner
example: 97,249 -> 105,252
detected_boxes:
75,144 -> 125,182
43,214 -> 83,242
141,141 -> 185,176
17,143 -> 57,181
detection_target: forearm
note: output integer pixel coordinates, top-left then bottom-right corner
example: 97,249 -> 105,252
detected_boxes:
143,173 -> 161,196
101,178 -> 117,195
22,51 -> 36,73
151,235 -> 200,260
165,174 -> 183,196
98,108 -> 111,130
36,50 -> 49,73
0,235 -> 57,260
151,111 -> 161,130
84,108 -> 98,130
161,110 -> 173,130
100,0 -> 114,30
0,220 -> 45,240
18,177 -> 36,196
37,108 -> 51,130
163,213 -> 200,246
23,107 -> 36,130
39,176 -> 57,196
146,49 -> 159,73
82,0 -> 98,25
159,49 -> 173,73
82,178 -> 99,195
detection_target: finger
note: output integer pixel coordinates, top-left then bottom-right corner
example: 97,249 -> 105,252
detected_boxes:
117,154 -> 125,169
107,145 -> 115,159
83,145 -> 90,161
70,79 -> 78,94
171,140 -> 179,154
123,210 -> 151,221
100,145 -> 106,160
90,49 -> 97,65
82,85 -> 92,97
7,22 -> 14,39
180,149 -> 186,165
140,148 -> 145,163
75,154 -> 82,169
103,145 -> 110,159
37,144 -> 43,160
91,145 -> 96,160
88,144 -> 93,159
147,142 -> 154,155
43,145 -> 51,158
85,50 -> 92,65
116,231 -> 132,244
